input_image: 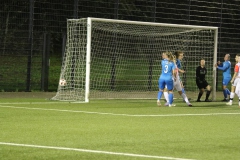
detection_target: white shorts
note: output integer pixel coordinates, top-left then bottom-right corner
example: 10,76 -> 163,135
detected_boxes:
232,78 -> 240,87
174,77 -> 182,91
235,79 -> 240,97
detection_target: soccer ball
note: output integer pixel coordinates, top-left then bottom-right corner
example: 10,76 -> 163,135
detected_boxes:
59,79 -> 67,86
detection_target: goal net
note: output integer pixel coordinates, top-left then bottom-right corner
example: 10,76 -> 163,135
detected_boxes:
52,17 -> 218,102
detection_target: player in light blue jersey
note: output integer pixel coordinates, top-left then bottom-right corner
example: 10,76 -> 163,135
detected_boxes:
157,52 -> 176,107
163,51 -> 192,106
215,54 -> 231,101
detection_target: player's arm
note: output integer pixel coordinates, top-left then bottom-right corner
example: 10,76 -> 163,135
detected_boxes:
172,64 -> 177,81
217,61 -> 223,67
217,62 -> 229,71
178,68 -> 185,73
215,61 -> 223,68
177,61 -> 185,73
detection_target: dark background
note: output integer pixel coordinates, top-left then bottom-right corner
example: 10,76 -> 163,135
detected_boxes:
0,0 -> 239,92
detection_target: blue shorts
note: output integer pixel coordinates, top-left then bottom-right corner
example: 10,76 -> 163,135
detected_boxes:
222,77 -> 231,86
159,79 -> 174,90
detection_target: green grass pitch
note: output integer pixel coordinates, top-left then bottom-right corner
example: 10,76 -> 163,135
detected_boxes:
0,92 -> 240,160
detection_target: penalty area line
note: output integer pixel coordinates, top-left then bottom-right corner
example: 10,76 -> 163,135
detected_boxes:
0,142 -> 195,160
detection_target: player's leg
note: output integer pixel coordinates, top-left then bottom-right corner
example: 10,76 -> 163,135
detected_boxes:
180,80 -> 192,105
227,78 -> 239,105
168,90 -> 175,107
222,85 -> 228,101
197,88 -> 204,102
166,79 -> 175,107
222,78 -> 231,101
205,85 -> 212,102
226,86 -> 236,105
234,79 -> 240,108
157,79 -> 165,106
196,81 -> 204,102
239,98 -> 240,108
180,81 -> 191,101
163,87 -> 169,106
175,79 -> 192,106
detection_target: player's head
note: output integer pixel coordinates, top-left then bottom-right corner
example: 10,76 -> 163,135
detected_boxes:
161,52 -> 166,59
165,51 -> 174,62
200,58 -> 205,66
237,54 -> 240,62
235,54 -> 240,62
224,54 -> 230,61
174,51 -> 184,60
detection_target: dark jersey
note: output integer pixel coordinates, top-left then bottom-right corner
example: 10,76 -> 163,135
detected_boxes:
196,66 -> 207,82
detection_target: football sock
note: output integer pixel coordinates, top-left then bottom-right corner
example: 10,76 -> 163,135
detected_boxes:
197,92 -> 203,100
229,92 -> 235,103
182,88 -> 185,94
181,93 -> 189,103
163,92 -> 169,103
223,89 -> 227,99
157,91 -> 163,100
226,88 -> 230,95
169,93 -> 173,104
206,90 -> 211,100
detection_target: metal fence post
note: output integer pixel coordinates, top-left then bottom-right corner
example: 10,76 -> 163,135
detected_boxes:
26,0 -> 34,91
41,33 -> 50,91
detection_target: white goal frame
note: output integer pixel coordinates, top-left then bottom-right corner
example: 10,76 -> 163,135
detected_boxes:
53,17 -> 218,102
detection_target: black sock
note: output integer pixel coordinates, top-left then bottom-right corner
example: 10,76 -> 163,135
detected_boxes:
197,92 -> 203,100
205,90 -> 211,100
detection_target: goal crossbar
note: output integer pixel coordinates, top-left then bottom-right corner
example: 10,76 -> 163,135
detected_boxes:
52,17 -> 218,102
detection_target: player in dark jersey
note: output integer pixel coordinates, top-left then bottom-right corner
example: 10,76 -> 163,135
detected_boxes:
196,59 -> 212,102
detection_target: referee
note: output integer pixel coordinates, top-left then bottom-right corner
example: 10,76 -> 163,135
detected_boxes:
196,58 -> 212,102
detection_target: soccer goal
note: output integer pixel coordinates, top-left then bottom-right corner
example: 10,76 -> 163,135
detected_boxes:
51,17 -> 218,102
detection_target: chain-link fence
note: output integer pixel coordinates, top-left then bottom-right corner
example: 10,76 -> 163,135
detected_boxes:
0,0 -> 239,91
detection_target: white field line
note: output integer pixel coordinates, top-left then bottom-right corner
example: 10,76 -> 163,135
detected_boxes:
0,105 -> 240,117
0,102 -> 71,104
0,142 -> 195,160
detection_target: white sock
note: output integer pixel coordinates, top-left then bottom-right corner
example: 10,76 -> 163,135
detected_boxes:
182,93 -> 189,103
164,92 -> 169,103
229,92 -> 235,103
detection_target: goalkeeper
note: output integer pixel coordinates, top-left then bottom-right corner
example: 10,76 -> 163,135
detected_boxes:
196,58 -> 212,102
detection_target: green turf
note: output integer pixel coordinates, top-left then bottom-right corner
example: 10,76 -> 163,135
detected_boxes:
0,98 -> 240,160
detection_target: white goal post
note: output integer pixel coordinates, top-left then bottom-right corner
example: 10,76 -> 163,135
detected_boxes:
52,17 -> 218,102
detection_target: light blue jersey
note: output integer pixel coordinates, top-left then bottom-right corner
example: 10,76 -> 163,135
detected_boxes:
217,60 -> 231,79
157,59 -> 175,105
159,59 -> 175,90
217,60 -> 231,86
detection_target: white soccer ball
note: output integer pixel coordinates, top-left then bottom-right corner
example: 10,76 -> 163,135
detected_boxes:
59,79 -> 67,86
